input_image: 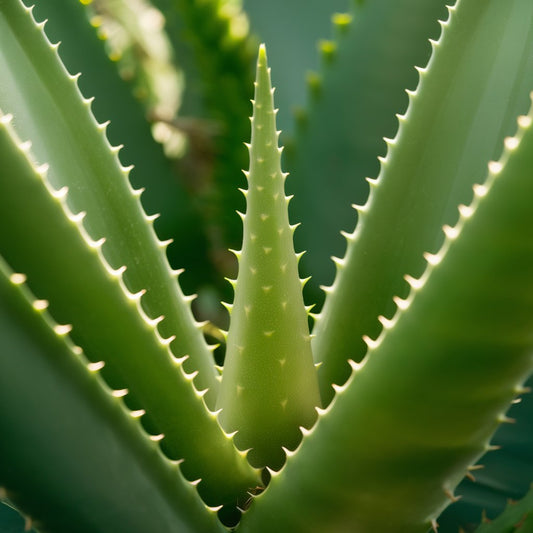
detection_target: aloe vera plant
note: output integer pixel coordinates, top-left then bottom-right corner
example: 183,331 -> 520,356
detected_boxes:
1,0 -> 533,531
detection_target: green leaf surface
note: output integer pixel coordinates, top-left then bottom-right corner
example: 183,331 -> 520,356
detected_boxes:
24,0 -> 205,269
0,0 -> 219,404
438,376 -> 533,531
313,0 -> 533,404
0,257 -> 224,533
217,45 -> 320,470
286,0 -> 449,305
0,112 -> 259,507
238,92 -> 533,533
473,485 -> 533,533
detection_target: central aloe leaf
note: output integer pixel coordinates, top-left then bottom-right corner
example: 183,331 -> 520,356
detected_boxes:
216,45 -> 321,471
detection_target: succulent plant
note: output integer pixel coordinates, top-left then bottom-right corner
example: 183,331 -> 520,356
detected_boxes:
1,0 -> 533,532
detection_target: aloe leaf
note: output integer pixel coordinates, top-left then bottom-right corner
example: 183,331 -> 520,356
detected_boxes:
216,45 -> 321,471
26,0 -> 200,252
0,113 -> 260,506
0,258 -> 225,533
286,0 -> 449,305
438,378 -> 533,530
26,0 -> 214,297
313,0 -> 533,404
238,95 -> 533,533
473,485 -> 533,532
0,0 -> 219,403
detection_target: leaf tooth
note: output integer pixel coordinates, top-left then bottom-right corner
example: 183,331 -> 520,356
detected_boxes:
300,276 -> 311,289
182,293 -> 198,305
145,212 -> 161,223
130,184 -> 144,197
472,183 -> 488,199
362,334 -> 381,350
112,389 -> 129,398
221,301 -> 233,314
149,433 -> 165,443
393,295 -> 410,311
331,256 -> 345,268
378,315 -> 395,330
229,248 -> 242,260
319,39 -> 337,64
295,250 -> 306,262
458,204 -> 474,219
443,488 -> 461,503
159,334 -> 176,347
320,283 -> 334,295
225,277 -> 237,289
497,414 -> 516,424
404,274 -> 425,290
430,519 -> 439,533
423,251 -> 441,266
68,209 -> 87,224
51,185 -> 68,199
340,229 -> 355,243
155,235 -> 173,250
518,113 -> 532,128
504,136 -> 520,151
9,272 -> 27,285
332,12 -> 352,36
32,299 -> 49,311
289,221 -> 301,233
171,353 -> 189,366
87,361 -> 105,372
395,112 -> 407,123
83,95 -> 96,108
19,139 -> 32,153
145,314 -> 164,328
54,324 -> 73,336
514,384 -> 531,395
443,224 -> 460,240
170,268 -> 184,280
130,409 -> 146,419
488,160 -> 503,175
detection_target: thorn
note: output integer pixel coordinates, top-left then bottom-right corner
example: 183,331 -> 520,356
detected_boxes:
87,361 -> 105,372
54,324 -> 73,336
393,295 -> 409,310
488,161 -> 503,174
10,273 -> 27,285
363,335 -> 380,350
443,224 -> 459,239
458,204 -> 474,218
404,274 -> 424,290
444,489 -> 461,503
